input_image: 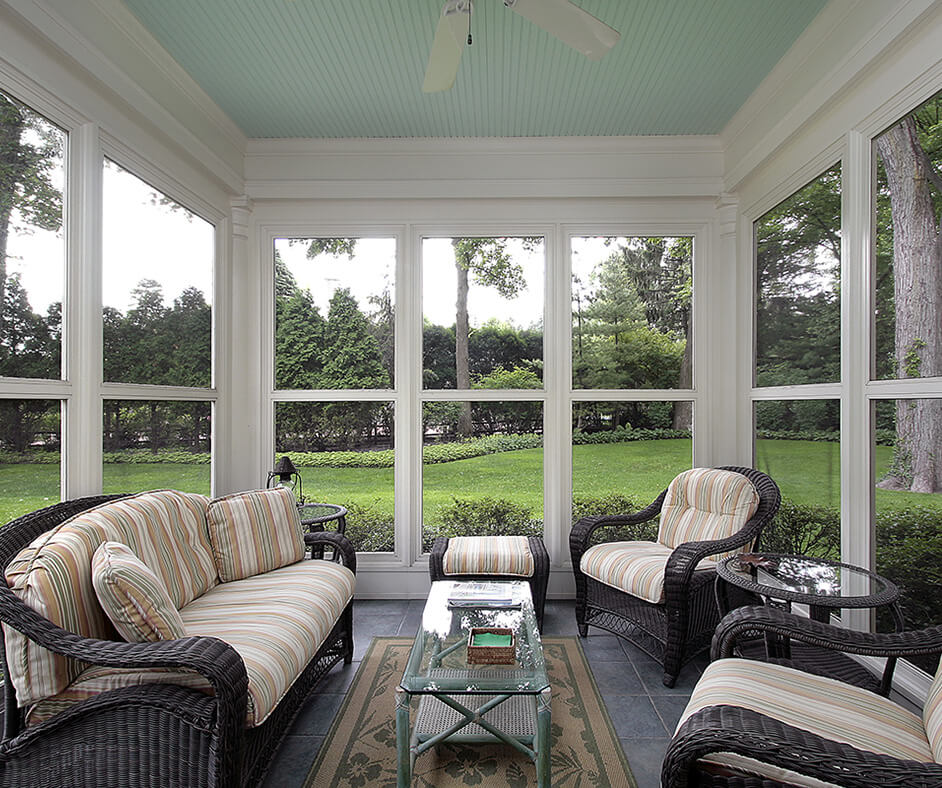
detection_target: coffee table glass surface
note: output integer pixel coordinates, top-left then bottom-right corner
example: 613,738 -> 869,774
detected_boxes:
400,580 -> 548,693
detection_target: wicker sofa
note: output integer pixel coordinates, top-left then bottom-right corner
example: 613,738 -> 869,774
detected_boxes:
0,489 -> 356,788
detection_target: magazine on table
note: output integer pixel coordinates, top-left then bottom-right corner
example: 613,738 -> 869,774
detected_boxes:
447,582 -> 520,609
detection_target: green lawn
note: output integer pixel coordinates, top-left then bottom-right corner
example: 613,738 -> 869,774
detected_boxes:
0,438 -> 938,526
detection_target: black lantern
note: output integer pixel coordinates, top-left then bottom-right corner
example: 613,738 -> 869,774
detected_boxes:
267,456 -> 304,502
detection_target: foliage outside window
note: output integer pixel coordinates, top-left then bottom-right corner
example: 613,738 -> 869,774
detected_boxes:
571,237 -> 692,402
102,400 -> 210,496
422,401 -> 543,551
754,400 -> 840,559
274,237 -> 394,391
102,160 -> 213,387
755,165 -> 841,387
0,91 -> 65,382
274,401 -> 393,553
571,401 -> 691,540
874,398 -> 942,674
0,398 -> 60,522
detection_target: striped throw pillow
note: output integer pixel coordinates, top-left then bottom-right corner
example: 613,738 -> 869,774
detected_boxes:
92,542 -> 187,643
443,536 -> 535,577
658,468 -> 759,559
206,487 -> 305,583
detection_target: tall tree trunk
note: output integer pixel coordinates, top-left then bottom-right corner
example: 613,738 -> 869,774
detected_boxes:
455,253 -> 472,438
0,96 -> 26,312
672,335 -> 693,430
875,117 -> 942,492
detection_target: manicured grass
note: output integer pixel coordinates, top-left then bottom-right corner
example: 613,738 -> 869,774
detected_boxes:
1,438 -> 939,527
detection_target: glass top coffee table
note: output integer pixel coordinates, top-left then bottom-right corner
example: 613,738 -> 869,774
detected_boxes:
396,580 -> 551,787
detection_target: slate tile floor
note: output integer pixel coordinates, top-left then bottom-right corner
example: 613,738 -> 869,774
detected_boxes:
262,598 -> 703,788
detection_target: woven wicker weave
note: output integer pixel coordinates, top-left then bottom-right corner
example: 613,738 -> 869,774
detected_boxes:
569,467 -> 781,687
0,495 -> 356,788
661,605 -> 942,788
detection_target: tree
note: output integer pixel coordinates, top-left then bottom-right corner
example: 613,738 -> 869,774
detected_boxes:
875,94 -> 942,492
451,237 -> 539,437
0,92 -> 63,312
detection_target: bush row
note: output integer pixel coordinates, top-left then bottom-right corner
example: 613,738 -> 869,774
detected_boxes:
0,450 -> 212,465
757,428 -> 896,446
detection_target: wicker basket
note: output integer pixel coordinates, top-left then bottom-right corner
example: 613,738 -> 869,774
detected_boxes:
467,627 -> 516,664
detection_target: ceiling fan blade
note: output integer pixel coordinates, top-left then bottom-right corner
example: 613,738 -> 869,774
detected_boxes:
504,0 -> 620,60
422,1 -> 471,93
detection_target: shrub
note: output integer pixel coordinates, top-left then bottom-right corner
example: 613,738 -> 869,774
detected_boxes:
571,493 -> 657,545
341,501 -> 394,553
760,500 -> 840,559
425,496 -> 542,551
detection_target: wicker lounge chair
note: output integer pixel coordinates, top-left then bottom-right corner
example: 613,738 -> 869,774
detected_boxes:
662,605 -> 942,787
570,466 -> 781,686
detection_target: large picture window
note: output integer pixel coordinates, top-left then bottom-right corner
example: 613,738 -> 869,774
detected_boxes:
755,165 -> 841,387
0,91 -> 66,382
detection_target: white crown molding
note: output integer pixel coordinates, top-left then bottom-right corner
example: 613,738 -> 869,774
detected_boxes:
244,135 -> 724,200
721,0 -> 939,192
2,0 -> 246,194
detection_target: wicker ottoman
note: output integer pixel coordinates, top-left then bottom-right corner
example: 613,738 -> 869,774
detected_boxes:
429,535 -> 549,630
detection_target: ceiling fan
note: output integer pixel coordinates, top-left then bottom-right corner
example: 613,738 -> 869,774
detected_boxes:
423,0 -> 620,93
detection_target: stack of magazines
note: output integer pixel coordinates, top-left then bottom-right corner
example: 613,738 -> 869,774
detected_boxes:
447,582 -> 520,609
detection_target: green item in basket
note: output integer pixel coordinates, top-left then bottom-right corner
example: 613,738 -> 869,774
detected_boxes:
472,632 -> 512,647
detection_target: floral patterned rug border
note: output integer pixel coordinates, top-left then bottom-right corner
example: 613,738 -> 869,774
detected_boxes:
305,636 -> 637,787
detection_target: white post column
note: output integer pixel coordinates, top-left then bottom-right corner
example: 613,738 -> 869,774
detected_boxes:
226,196 -> 258,494
64,123 -> 103,499
709,192 -> 742,465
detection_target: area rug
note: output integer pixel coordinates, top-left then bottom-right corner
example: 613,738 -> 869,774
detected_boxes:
305,636 -> 637,787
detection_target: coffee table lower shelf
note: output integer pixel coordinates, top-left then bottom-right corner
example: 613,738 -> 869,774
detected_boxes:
396,668 -> 551,787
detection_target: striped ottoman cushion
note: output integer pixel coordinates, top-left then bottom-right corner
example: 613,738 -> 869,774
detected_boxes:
580,541 -> 717,604
26,558 -> 356,729
658,468 -> 759,561
677,658 -> 933,786
442,536 -> 535,578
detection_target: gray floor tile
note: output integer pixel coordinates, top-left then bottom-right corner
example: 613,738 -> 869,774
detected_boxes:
604,694 -> 671,737
620,737 -> 670,788
260,735 -> 321,788
590,659 -> 646,695
652,694 -> 691,733
289,691 -> 345,736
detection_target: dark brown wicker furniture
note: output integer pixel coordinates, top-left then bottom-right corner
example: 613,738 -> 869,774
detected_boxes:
428,536 -> 549,630
0,495 -> 356,788
570,466 -> 781,687
662,605 -> 942,788
716,552 -> 905,693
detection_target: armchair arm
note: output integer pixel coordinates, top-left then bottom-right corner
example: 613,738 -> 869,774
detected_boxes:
304,531 -> 357,573
712,605 -> 942,662
663,704 -> 942,788
569,491 -> 666,560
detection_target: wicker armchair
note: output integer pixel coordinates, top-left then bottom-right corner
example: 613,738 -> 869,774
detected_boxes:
662,605 -> 942,788
0,495 -> 356,788
570,466 -> 781,687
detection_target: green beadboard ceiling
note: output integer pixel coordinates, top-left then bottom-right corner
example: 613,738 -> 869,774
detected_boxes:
121,0 -> 827,139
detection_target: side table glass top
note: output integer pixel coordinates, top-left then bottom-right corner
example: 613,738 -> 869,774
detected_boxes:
400,580 -> 548,694
718,553 -> 899,608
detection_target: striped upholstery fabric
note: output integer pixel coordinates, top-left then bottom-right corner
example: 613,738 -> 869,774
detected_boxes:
25,559 -> 355,729
206,488 -> 305,583
92,542 -> 187,643
580,541 -> 717,604
677,658 -> 933,786
924,660 -> 942,762
25,665 -> 213,727
4,490 -> 216,707
658,468 -> 760,560
442,536 -> 535,577
178,559 -> 354,726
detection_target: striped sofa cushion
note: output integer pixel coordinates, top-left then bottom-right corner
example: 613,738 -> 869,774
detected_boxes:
207,488 -> 305,583
4,490 -> 216,707
677,658 -> 933,786
658,468 -> 759,559
924,659 -> 942,762
442,536 -> 535,577
580,541 -> 717,604
25,558 -> 355,729
91,542 -> 187,643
